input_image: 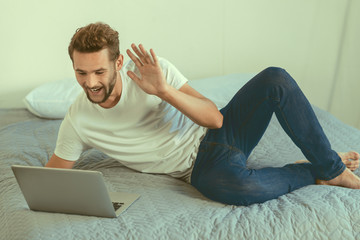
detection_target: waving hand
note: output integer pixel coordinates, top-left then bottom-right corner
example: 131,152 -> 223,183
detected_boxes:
126,43 -> 223,129
126,44 -> 168,96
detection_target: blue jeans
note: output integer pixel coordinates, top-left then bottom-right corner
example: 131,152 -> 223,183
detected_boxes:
191,67 -> 345,206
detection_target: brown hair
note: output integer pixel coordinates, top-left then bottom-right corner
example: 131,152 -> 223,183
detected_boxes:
68,22 -> 120,62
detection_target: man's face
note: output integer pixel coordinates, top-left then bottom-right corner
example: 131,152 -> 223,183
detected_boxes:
73,48 -> 120,105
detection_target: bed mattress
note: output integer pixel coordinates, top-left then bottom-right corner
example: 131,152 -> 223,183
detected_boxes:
1,74 -> 360,239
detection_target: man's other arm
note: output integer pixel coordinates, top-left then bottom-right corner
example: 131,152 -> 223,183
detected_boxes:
45,154 -> 75,169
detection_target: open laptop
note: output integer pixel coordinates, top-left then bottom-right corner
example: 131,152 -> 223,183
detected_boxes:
11,165 -> 140,218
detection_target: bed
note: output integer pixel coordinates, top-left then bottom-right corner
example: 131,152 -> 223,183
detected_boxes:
1,73 -> 360,240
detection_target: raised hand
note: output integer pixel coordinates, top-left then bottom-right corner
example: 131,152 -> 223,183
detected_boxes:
126,44 -> 168,96
127,43 -> 223,129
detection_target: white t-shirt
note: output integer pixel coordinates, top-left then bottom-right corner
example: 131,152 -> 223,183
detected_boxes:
54,58 -> 207,182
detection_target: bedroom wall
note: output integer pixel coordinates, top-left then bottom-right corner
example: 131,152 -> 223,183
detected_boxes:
0,0 -> 359,129
328,0 -> 360,130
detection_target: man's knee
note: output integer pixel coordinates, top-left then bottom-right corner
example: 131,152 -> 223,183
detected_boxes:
263,66 -> 286,75
258,66 -> 298,93
262,67 -> 290,82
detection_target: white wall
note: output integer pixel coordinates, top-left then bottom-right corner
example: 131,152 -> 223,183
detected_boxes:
329,0 -> 360,129
0,0 -> 359,129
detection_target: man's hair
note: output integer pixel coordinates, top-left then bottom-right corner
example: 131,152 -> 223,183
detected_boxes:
68,22 -> 120,62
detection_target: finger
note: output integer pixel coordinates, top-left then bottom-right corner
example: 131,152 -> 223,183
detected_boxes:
126,49 -> 143,67
131,43 -> 146,62
150,48 -> 158,64
127,70 -> 141,83
139,44 -> 152,64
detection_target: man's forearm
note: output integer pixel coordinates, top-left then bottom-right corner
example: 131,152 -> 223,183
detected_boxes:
45,154 -> 75,169
157,84 -> 223,129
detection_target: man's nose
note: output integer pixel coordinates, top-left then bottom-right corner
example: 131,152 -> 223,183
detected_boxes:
86,74 -> 97,88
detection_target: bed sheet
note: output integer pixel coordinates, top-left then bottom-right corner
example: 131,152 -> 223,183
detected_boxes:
1,74 -> 360,240
0,108 -> 38,128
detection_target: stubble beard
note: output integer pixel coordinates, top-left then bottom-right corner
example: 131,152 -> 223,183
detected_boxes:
85,70 -> 117,104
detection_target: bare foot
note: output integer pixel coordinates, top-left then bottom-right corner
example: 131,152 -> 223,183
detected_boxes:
316,168 -> 360,189
338,151 -> 360,171
295,151 -> 360,171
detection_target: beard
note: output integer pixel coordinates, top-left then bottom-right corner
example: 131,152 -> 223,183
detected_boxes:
84,70 -> 117,104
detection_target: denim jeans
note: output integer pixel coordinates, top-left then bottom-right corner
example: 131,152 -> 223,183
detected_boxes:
191,67 -> 345,206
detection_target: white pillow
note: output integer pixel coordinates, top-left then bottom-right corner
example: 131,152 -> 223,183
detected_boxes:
23,73 -> 255,119
188,73 -> 256,109
24,78 -> 82,119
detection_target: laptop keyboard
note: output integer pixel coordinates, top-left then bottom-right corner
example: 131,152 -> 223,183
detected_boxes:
112,202 -> 124,211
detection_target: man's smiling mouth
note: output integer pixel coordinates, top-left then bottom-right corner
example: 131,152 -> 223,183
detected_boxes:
90,87 -> 102,92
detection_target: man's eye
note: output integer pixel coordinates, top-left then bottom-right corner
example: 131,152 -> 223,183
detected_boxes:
78,72 -> 86,76
96,72 -> 104,75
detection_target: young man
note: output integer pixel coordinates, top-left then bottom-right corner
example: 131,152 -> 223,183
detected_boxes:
46,22 -> 360,206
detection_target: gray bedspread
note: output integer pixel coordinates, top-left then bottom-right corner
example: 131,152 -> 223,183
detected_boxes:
1,75 -> 360,239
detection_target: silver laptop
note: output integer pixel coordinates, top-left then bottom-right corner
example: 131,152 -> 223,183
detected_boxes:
11,165 -> 140,218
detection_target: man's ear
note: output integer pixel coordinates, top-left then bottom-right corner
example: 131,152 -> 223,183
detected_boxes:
116,54 -> 124,71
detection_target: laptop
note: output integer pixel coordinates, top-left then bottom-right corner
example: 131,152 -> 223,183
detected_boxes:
11,165 -> 140,218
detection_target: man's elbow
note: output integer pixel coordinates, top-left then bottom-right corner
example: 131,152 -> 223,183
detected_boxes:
208,113 -> 223,129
